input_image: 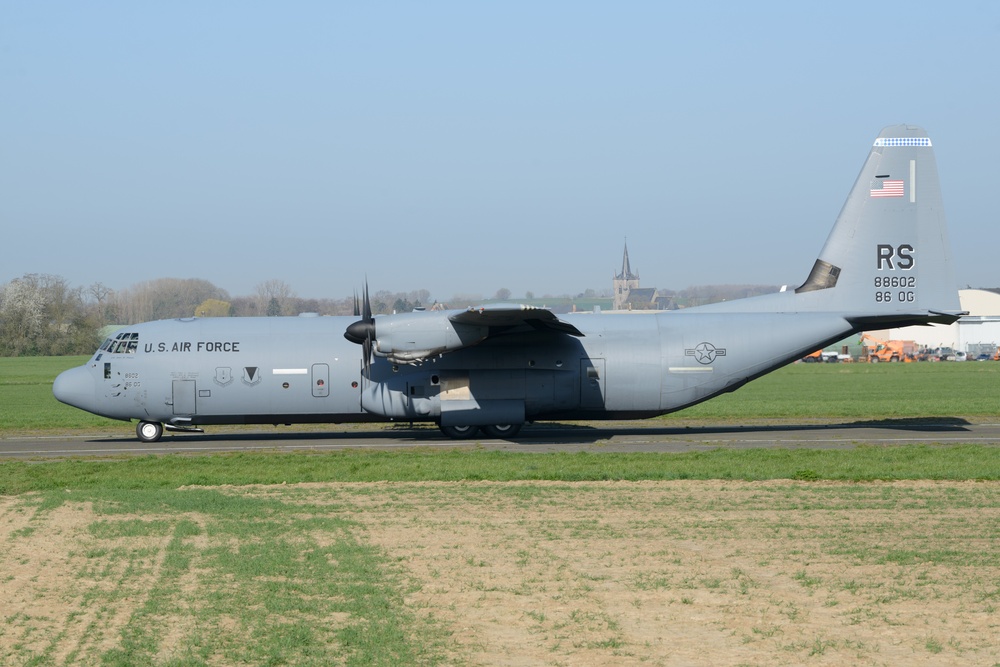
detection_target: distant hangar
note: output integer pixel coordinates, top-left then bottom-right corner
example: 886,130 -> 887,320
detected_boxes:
869,289 -> 1000,353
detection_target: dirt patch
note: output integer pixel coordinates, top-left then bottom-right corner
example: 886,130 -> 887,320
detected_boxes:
0,496 -> 202,665
0,495 -> 160,663
334,480 -> 1000,666
2,481 -> 999,666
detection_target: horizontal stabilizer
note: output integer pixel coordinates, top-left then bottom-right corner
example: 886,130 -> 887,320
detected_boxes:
847,310 -> 966,330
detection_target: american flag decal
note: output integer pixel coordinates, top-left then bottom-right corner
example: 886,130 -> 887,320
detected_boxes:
870,179 -> 904,198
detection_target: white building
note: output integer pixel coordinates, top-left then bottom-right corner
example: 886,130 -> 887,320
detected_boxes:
868,289 -> 1000,353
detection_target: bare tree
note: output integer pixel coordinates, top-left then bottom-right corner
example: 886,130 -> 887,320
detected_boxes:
86,282 -> 115,324
256,279 -> 296,316
408,289 -> 430,308
110,278 -> 229,323
88,282 -> 111,304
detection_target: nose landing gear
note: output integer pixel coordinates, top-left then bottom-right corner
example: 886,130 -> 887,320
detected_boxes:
136,420 -> 163,443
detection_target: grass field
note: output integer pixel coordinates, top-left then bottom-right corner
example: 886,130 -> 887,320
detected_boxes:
0,356 -> 118,433
3,480 -> 1000,665
676,359 -> 1000,422
2,356 -> 1000,665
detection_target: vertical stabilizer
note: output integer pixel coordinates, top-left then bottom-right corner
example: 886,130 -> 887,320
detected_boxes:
795,125 -> 961,325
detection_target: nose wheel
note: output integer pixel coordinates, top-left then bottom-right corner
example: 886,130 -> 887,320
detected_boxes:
136,420 -> 164,443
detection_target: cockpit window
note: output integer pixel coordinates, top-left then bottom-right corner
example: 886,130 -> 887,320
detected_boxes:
101,331 -> 139,354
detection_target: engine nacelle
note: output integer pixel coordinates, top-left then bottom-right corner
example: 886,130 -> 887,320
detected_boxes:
373,311 -> 488,364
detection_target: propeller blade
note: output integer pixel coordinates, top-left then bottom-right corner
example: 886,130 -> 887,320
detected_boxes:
344,280 -> 376,379
363,282 -> 372,320
362,282 -> 373,377
362,336 -> 372,377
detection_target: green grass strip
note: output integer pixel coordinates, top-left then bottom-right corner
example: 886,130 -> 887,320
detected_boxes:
3,445 -> 1000,495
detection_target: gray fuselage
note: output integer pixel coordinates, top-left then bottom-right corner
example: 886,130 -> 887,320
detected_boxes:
54,306 -> 853,428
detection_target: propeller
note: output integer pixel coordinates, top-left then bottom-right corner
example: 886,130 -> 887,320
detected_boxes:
344,282 -> 375,377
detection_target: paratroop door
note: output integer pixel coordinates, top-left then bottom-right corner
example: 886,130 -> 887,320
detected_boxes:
172,380 -> 197,415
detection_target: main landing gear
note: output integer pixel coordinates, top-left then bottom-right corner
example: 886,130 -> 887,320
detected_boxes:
438,423 -> 523,440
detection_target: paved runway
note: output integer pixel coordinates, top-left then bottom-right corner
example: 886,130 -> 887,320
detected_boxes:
3,419 -> 999,459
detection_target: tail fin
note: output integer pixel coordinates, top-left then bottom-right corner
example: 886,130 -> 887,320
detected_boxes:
795,124 -> 962,326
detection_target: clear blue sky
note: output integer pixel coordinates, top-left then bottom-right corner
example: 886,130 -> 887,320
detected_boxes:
3,2 -> 998,302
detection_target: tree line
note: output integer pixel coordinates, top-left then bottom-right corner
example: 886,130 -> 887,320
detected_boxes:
0,274 -> 433,357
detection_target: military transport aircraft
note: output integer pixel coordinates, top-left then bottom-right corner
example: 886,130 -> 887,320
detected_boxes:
54,125 -> 963,442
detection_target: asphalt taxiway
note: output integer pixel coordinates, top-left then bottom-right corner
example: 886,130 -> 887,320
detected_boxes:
2,420 -> 999,459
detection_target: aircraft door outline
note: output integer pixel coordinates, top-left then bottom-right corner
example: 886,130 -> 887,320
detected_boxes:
172,380 -> 197,416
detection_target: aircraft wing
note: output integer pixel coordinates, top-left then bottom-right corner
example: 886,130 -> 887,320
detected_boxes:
450,304 -> 584,337
352,303 -> 584,365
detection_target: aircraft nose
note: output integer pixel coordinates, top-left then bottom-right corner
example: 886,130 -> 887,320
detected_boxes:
53,366 -> 96,413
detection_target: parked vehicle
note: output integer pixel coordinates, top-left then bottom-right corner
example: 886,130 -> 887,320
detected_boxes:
860,334 -> 915,362
802,349 -> 839,363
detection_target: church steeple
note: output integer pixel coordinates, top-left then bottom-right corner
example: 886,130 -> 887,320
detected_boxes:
617,239 -> 639,281
613,239 -> 641,310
